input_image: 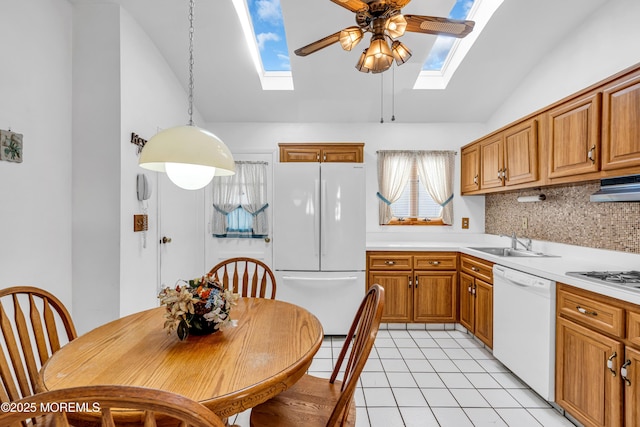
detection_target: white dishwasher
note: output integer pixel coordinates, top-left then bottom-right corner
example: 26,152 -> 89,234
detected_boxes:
493,265 -> 556,401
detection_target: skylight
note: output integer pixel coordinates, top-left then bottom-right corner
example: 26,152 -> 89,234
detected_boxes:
232,0 -> 293,90
414,0 -> 503,90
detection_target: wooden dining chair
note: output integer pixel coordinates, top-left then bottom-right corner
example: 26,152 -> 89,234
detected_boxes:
0,384 -> 226,427
207,257 -> 276,299
0,286 -> 77,402
249,284 -> 385,427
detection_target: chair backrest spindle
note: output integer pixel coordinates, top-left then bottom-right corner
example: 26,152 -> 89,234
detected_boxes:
207,258 -> 276,300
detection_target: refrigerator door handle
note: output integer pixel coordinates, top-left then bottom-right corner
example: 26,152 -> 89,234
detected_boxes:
321,179 -> 327,257
314,178 -> 320,257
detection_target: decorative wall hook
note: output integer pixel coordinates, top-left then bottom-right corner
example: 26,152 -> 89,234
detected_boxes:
131,132 -> 148,154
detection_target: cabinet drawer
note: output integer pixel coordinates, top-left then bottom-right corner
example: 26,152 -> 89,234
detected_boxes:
368,253 -> 412,270
628,309 -> 640,348
557,288 -> 624,338
413,253 -> 457,270
460,255 -> 493,283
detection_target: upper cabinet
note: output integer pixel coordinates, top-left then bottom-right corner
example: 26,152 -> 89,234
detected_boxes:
462,117 -> 539,194
601,70 -> 640,171
279,143 -> 364,163
547,92 -> 601,179
462,62 -> 640,195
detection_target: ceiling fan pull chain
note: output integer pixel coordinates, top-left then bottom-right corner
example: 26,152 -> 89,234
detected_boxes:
391,64 -> 396,122
380,73 -> 384,123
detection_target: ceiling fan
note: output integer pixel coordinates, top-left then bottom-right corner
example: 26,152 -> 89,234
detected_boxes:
294,0 -> 475,74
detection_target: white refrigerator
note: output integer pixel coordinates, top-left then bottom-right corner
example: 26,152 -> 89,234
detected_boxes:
274,162 -> 366,335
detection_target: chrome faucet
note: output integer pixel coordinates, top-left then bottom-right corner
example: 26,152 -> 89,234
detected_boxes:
500,232 -> 532,251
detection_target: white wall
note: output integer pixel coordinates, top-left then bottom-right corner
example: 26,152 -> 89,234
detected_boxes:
0,0 -> 73,306
487,0 -> 640,132
206,122 -> 488,240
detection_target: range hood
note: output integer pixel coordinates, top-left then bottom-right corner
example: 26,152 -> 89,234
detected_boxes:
590,175 -> 640,202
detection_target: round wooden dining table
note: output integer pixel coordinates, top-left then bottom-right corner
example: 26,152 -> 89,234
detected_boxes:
39,297 -> 323,420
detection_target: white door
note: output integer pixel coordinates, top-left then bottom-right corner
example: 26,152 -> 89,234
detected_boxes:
206,152 -> 274,270
158,174 -> 206,290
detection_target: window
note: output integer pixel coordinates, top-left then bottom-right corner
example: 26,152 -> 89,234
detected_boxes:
377,151 -> 455,226
391,160 -> 443,224
211,161 -> 269,238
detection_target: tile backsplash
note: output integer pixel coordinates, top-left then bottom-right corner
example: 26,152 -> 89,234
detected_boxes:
485,181 -> 640,254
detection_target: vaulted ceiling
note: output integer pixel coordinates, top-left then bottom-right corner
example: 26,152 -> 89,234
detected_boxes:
73,0 -> 608,123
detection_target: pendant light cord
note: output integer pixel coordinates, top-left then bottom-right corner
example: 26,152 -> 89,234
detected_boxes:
391,65 -> 396,122
187,0 -> 195,126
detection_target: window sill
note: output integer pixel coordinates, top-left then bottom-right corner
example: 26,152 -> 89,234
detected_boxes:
385,218 -> 446,226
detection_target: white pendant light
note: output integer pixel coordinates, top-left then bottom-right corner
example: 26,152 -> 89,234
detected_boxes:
138,0 -> 235,190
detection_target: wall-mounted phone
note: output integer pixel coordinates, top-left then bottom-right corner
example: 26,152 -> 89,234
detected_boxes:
137,173 -> 152,201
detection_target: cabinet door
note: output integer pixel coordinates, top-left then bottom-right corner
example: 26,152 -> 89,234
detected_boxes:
480,135 -> 504,189
280,146 -> 321,162
556,317 -> 623,427
459,272 -> 475,332
602,71 -> 640,171
321,146 -> 363,163
414,271 -> 457,323
461,144 -> 480,193
503,118 -> 539,186
474,279 -> 493,348
368,272 -> 412,322
625,346 -> 640,427
547,93 -> 601,178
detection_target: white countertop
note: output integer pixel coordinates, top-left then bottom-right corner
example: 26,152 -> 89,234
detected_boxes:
366,236 -> 640,306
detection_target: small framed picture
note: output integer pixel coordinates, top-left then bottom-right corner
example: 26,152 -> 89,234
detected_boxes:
0,130 -> 23,163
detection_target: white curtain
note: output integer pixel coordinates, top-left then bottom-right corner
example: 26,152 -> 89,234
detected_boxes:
416,151 -> 455,225
239,161 -> 269,237
376,151 -> 414,225
211,161 -> 269,237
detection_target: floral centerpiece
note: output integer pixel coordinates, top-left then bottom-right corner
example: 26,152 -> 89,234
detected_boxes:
158,275 -> 239,340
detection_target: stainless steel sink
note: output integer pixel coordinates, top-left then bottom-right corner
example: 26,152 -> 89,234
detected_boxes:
469,247 -> 557,257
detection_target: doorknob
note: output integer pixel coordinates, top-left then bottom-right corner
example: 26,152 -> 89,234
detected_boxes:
264,237 -> 271,243
160,236 -> 172,244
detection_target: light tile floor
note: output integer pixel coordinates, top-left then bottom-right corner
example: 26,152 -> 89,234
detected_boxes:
230,325 -> 578,427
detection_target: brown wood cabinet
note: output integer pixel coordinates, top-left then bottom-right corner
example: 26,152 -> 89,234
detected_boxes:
366,251 -> 457,324
601,70 -> 640,171
547,92 -> 602,179
555,283 -> 640,427
459,255 -> 493,348
460,144 -> 480,193
461,62 -> 640,194
278,143 -> 364,163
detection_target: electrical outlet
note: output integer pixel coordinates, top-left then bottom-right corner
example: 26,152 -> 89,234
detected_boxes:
462,217 -> 469,229
522,217 -> 528,230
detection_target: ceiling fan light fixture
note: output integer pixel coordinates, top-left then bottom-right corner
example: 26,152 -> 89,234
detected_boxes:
355,49 -> 370,73
364,36 -> 394,73
391,40 -> 412,65
339,26 -> 364,51
385,14 -> 407,39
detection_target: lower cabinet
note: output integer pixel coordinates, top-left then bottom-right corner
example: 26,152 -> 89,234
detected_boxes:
459,255 -> 494,348
555,283 -> 640,427
366,251 -> 457,324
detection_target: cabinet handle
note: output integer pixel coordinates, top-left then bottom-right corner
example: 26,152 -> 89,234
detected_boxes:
472,284 -> 477,296
408,276 -> 412,288
587,145 -> 596,164
384,260 -> 396,265
471,266 -> 479,272
473,174 -> 478,185
621,359 -> 631,386
415,275 -> 419,287
576,306 -> 598,316
323,153 -> 327,162
316,153 -> 320,161
502,168 -> 507,181
428,261 -> 441,265
607,352 -> 617,377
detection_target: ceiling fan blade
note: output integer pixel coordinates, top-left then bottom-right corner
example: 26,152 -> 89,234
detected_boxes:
404,15 -> 475,38
294,31 -> 342,57
329,0 -> 369,13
